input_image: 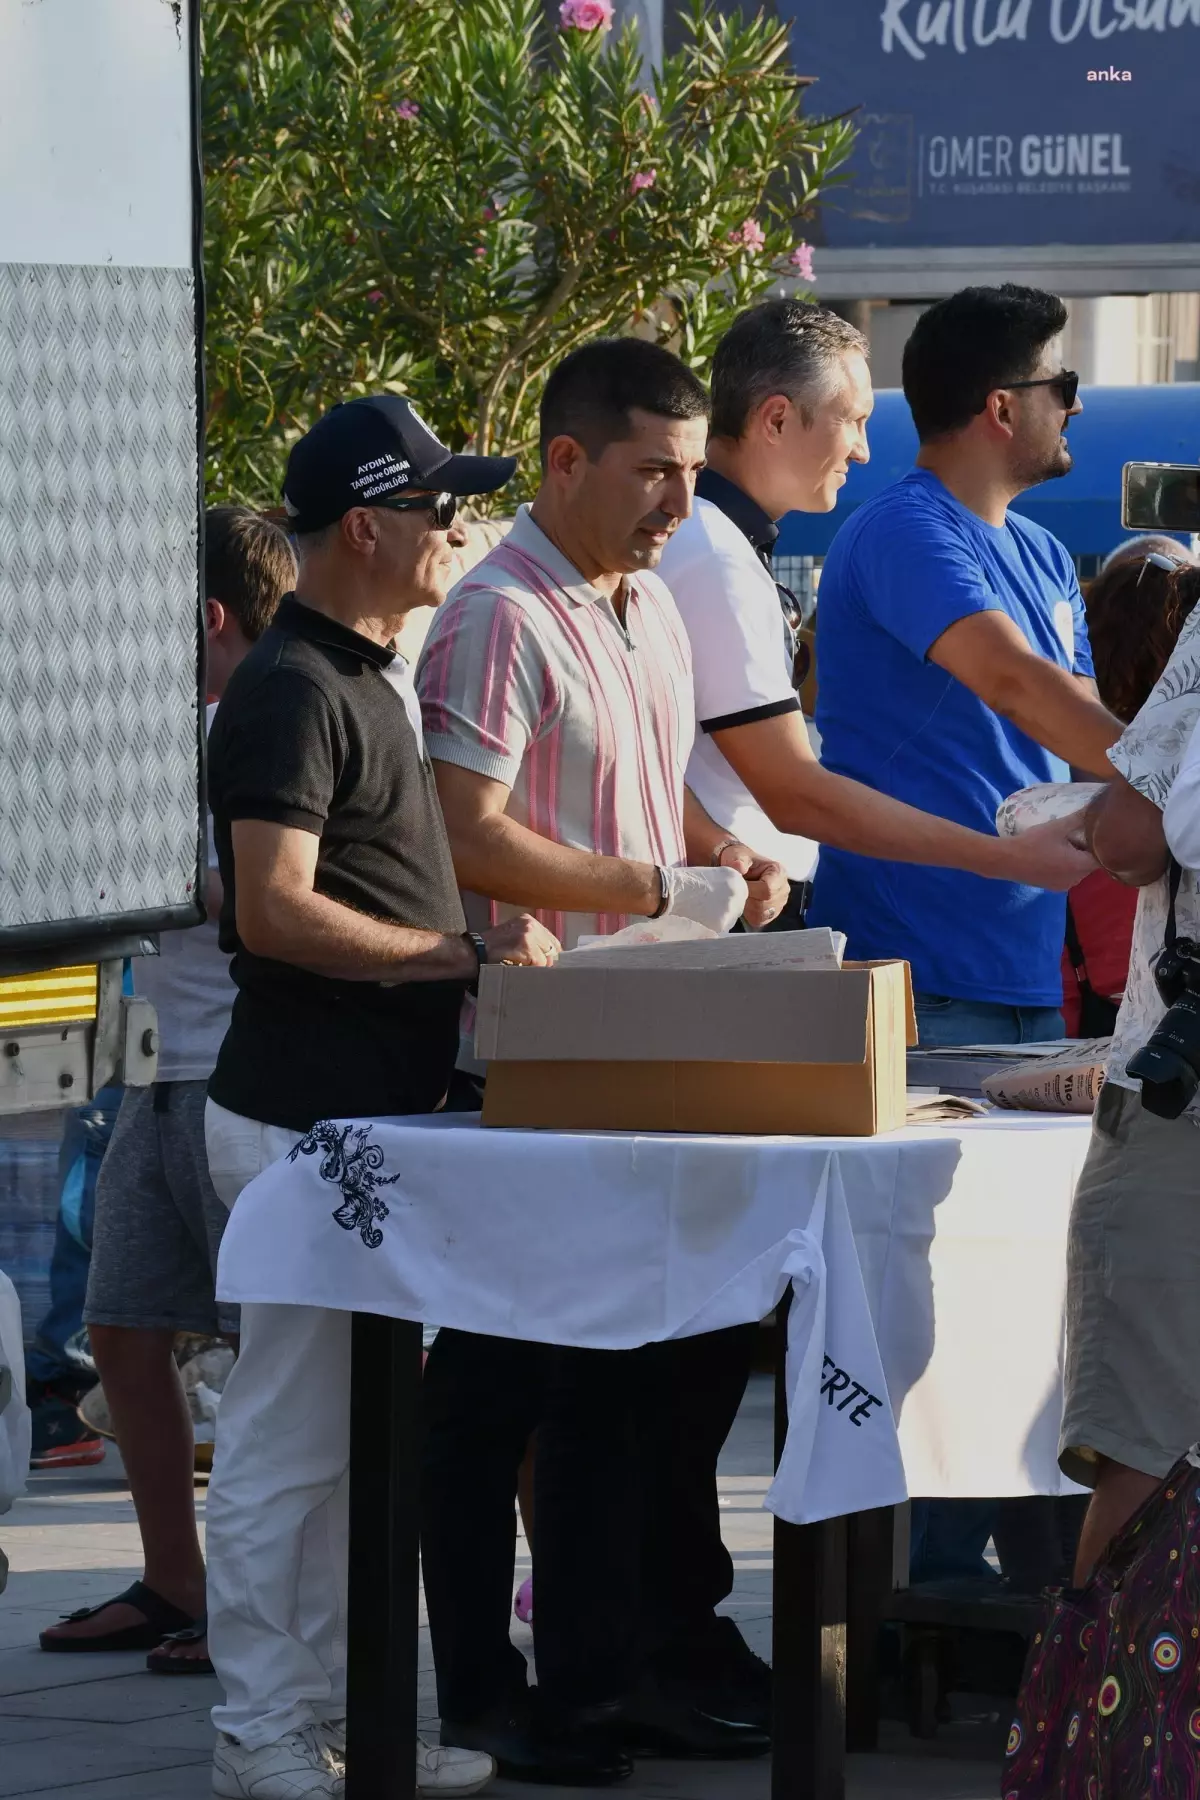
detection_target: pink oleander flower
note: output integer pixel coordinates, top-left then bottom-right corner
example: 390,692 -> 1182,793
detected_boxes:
367,288 -> 384,304
482,204 -> 497,221
729,217 -> 765,253
630,169 -> 656,193
394,99 -> 420,121
473,246 -> 487,258
638,91 -> 657,114
559,0 -> 614,31
788,242 -> 815,281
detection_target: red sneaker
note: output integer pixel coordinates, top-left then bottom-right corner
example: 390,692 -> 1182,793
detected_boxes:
30,1398 -> 105,1469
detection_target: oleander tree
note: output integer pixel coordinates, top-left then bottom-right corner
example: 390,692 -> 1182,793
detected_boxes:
201,0 -> 855,507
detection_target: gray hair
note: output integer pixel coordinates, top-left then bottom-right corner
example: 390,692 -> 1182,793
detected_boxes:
710,300 -> 868,439
1101,533 -> 1196,572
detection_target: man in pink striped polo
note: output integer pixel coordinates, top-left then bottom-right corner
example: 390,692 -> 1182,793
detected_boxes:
416,339 -> 786,1784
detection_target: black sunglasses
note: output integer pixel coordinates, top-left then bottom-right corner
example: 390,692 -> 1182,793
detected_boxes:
373,491 -> 458,529
1006,370 -> 1079,410
776,582 -> 811,693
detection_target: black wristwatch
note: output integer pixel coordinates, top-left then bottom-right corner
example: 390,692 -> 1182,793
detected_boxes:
463,930 -> 489,996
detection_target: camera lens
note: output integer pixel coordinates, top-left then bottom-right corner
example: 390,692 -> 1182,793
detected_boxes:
1127,991 -> 1200,1119
1126,1043 -> 1200,1118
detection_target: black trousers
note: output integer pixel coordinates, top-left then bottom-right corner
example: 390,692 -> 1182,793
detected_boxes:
421,1323 -> 758,1723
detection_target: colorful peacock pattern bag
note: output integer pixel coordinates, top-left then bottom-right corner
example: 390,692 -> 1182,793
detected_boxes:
1005,1446 -> 1200,1798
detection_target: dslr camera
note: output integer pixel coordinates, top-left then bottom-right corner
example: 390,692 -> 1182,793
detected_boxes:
1126,928 -> 1200,1119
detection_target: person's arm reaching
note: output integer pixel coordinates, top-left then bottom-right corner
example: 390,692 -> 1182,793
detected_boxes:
927,612 -> 1122,779
709,709 -> 1096,890
432,761 -> 662,916
231,819 -> 558,978
1081,777 -> 1168,888
839,504 -> 1120,778
430,762 -> 750,931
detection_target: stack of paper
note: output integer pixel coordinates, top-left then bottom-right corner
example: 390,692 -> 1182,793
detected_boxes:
904,1089 -> 989,1124
560,926 -> 847,972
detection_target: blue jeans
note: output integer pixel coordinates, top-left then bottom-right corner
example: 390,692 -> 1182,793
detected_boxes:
908,995 -> 1064,1583
912,994 -> 1065,1052
25,1086 -> 122,1389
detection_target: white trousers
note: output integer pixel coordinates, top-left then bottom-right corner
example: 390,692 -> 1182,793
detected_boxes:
204,1100 -> 353,1748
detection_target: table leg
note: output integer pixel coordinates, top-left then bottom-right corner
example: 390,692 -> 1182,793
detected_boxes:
845,1507 -> 894,1753
771,1289 -> 848,1800
345,1312 -> 424,1800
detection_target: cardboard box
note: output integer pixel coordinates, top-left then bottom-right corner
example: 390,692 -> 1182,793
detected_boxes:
477,960 -> 917,1136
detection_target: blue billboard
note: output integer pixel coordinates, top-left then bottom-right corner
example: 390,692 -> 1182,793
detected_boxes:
782,1 -> 1200,249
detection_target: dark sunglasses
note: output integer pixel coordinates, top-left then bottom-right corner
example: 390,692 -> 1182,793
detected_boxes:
776,582 -> 812,692
1006,370 -> 1079,410
373,491 -> 458,529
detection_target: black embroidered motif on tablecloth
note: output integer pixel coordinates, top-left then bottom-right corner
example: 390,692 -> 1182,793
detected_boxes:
288,1122 -> 403,1249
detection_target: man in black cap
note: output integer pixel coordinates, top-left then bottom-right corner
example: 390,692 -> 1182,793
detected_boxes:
201,396 -> 559,1800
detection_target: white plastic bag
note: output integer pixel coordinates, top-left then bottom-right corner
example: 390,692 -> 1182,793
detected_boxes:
0,1269 -> 31,1516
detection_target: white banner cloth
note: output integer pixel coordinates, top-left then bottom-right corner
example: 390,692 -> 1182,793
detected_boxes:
217,1113 -> 1092,1525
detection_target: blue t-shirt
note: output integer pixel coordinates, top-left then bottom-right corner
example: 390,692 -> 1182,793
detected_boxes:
807,468 -> 1093,1008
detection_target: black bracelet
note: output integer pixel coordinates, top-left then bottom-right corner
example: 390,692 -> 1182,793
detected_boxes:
463,930 -> 488,996
648,866 -> 669,921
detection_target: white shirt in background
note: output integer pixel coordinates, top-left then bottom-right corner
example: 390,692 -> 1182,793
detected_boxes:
135,702 -> 234,1082
657,497 -> 819,882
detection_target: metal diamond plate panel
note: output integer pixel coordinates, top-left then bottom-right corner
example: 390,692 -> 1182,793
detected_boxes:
0,263 -> 200,936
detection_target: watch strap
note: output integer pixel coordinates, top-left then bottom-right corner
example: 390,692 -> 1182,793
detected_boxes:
463,930 -> 488,995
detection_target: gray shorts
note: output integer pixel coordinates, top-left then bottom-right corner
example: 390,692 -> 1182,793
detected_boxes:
1060,1081 -> 1200,1487
84,1082 -> 238,1337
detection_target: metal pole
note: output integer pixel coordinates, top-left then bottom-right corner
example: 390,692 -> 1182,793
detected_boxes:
771,1287 -> 849,1800
344,1313 -> 424,1800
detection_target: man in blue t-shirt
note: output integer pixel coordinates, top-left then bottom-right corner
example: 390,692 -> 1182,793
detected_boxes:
810,284 -> 1125,1590
810,284 -> 1122,1048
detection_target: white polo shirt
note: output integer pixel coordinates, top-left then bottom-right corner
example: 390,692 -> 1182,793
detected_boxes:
134,703 -> 234,1081
657,493 -> 819,882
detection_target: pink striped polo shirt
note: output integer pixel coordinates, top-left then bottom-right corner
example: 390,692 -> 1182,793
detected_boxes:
416,505 -> 695,948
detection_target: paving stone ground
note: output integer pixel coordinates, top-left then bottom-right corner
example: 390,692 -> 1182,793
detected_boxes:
0,1376 -> 1009,1798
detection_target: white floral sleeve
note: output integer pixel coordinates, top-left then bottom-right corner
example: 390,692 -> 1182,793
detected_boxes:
1109,606 -> 1200,809
1104,605 -> 1200,1115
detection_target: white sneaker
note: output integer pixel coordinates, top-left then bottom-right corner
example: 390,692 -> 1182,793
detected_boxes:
416,1739 -> 495,1795
212,1725 -> 345,1797
323,1720 -> 493,1795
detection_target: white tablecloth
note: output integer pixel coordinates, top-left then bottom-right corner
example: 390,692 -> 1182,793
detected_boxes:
216,1112 -> 1093,1526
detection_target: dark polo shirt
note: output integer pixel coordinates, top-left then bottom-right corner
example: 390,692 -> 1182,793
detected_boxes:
207,596 -> 467,1131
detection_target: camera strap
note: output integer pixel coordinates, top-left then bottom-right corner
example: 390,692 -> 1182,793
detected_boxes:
1165,858 -> 1184,952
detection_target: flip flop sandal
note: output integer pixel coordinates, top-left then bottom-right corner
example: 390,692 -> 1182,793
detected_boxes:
146,1618 -> 214,1677
39,1580 -> 193,1653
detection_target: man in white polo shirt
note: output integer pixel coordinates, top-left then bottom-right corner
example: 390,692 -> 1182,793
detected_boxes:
658,299 -> 1097,907
416,338 -> 787,1784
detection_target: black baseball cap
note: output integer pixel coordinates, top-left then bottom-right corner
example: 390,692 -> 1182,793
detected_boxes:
282,394 -> 517,534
